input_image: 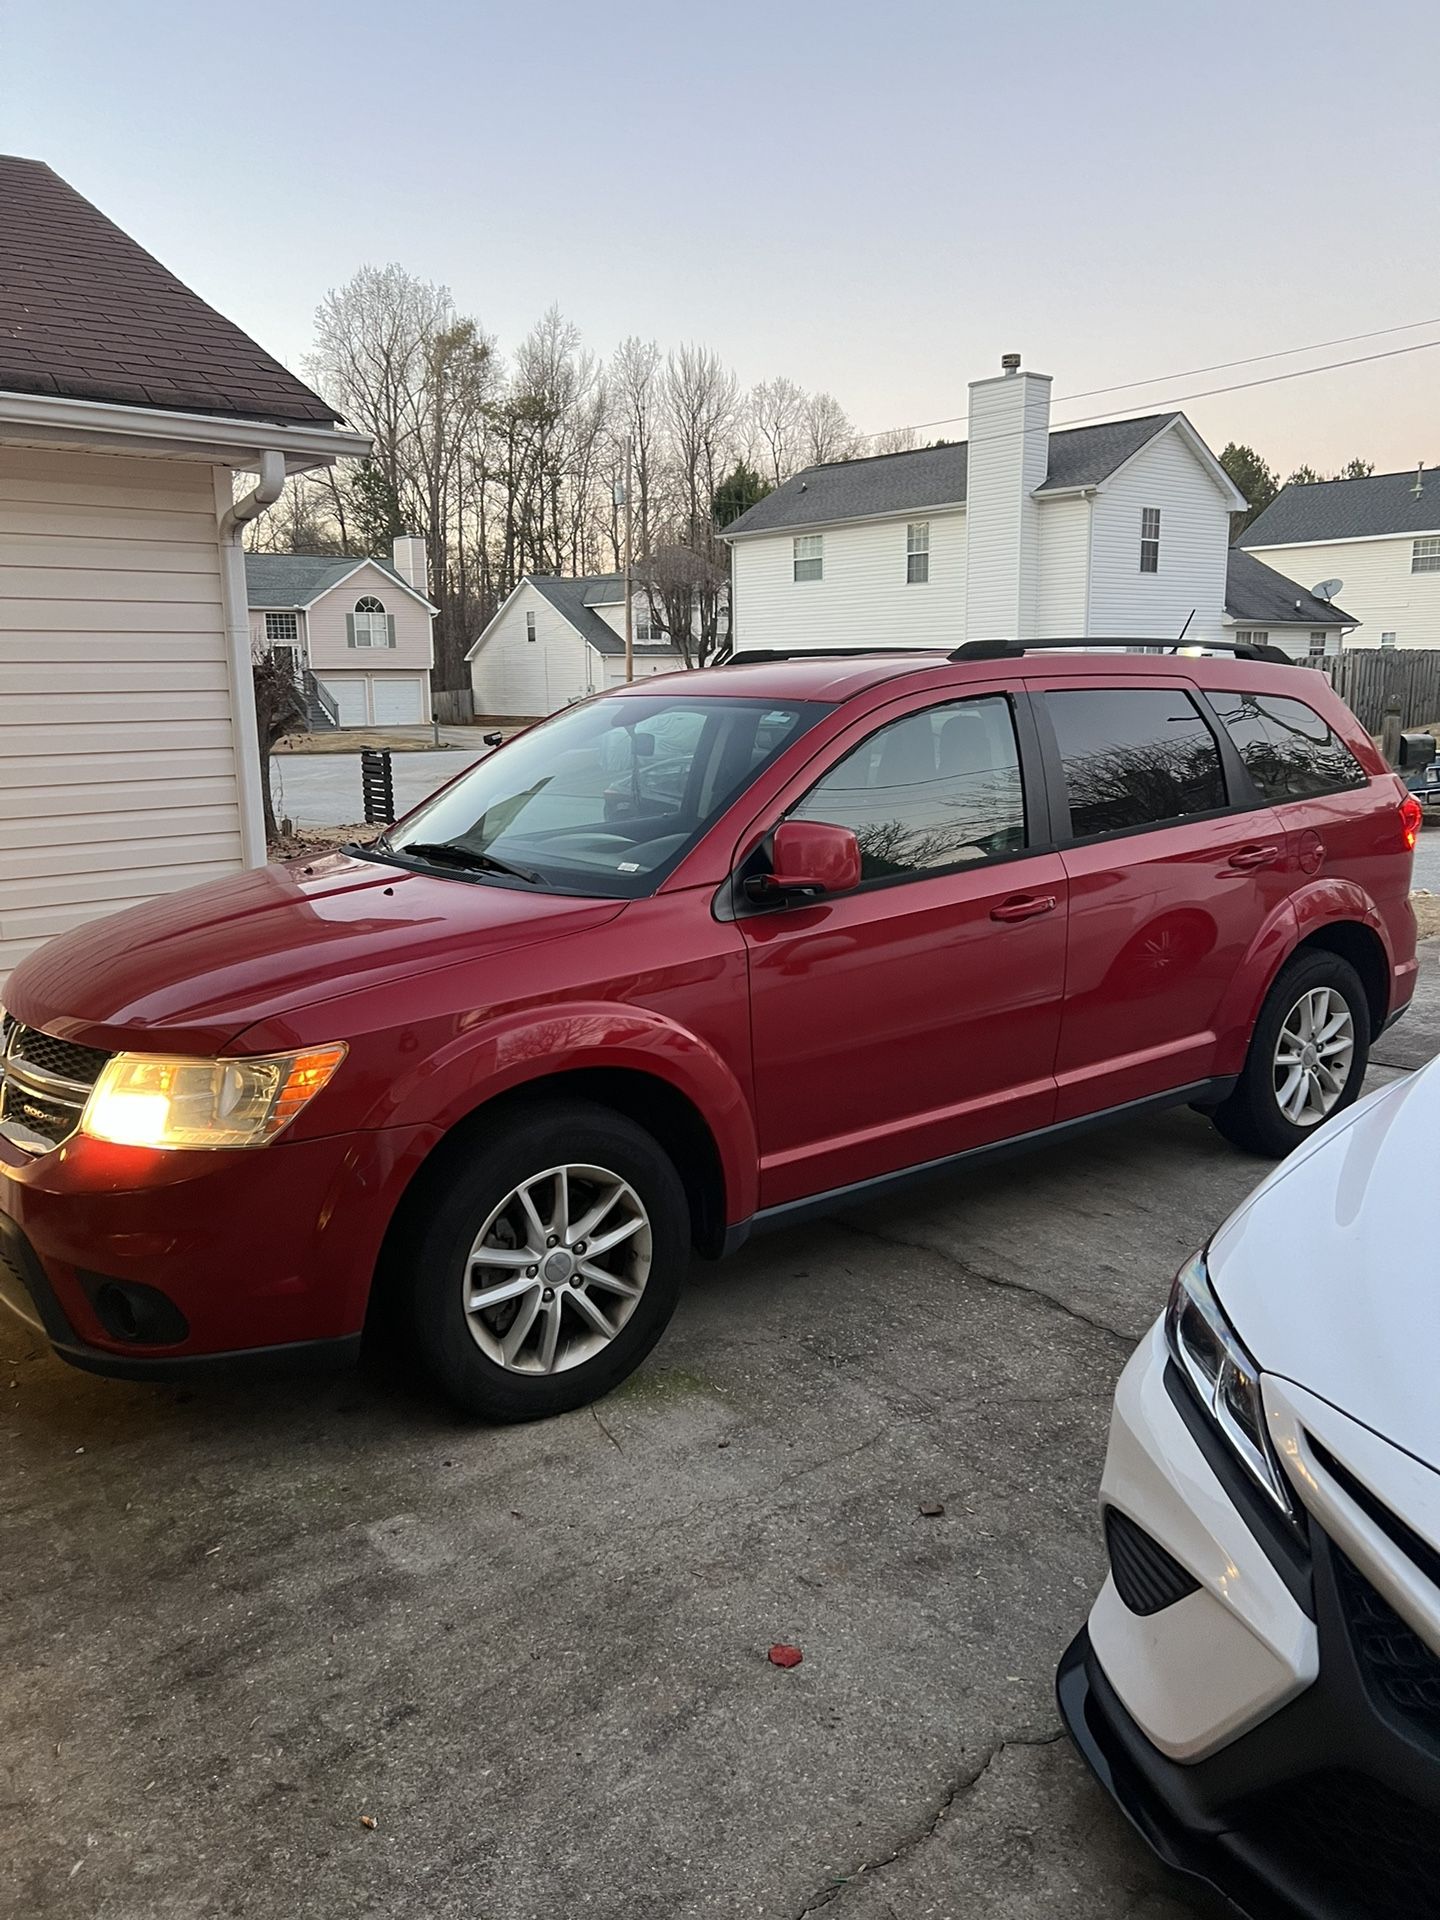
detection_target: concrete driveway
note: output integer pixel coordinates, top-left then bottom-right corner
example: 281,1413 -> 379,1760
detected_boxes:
5,950 -> 1438,1920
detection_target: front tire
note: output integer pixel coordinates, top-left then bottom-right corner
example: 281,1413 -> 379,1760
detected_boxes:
1211,950 -> 1370,1158
407,1100 -> 690,1421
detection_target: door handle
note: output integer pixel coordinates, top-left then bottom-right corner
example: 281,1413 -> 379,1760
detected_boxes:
1227,845 -> 1280,872
991,893 -> 1058,923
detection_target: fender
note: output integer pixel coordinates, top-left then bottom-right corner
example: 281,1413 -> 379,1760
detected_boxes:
1212,879 -> 1392,1074
356,1001 -> 760,1227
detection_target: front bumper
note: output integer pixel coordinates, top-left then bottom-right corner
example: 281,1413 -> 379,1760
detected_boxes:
1060,1328 -> 1440,1919
0,1120 -> 437,1377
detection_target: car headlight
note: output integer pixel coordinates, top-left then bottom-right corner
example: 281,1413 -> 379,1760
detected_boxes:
81,1045 -> 346,1150
1165,1248 -> 1294,1518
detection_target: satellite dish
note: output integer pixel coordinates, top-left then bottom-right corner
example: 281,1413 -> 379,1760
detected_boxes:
1314,578 -> 1343,601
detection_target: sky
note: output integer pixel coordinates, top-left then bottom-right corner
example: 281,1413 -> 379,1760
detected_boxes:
2,0 -> 1438,476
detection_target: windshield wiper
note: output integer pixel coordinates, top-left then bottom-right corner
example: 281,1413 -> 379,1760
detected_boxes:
385,840 -> 544,885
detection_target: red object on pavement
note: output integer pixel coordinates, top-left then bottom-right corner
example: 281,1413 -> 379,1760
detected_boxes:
768,1644 -> 803,1669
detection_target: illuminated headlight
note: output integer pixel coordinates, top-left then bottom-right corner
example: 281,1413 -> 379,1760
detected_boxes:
81,1045 -> 346,1150
1165,1249 -> 1294,1518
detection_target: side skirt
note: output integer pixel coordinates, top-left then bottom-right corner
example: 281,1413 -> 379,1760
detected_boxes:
720,1077 -> 1237,1256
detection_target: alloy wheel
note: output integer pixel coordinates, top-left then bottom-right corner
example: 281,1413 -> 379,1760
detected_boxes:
462,1163 -> 652,1374
1273,986 -> 1355,1128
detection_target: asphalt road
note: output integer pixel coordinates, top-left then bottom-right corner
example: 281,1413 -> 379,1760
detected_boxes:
269,750 -> 485,829
1410,815 -> 1440,893
4,951 -> 1438,1920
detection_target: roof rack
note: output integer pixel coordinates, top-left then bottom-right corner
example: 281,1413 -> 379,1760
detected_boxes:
721,646 -> 950,666
949,637 -> 1297,667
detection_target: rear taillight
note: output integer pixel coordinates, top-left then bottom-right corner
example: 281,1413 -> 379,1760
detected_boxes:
1400,792 -> 1423,851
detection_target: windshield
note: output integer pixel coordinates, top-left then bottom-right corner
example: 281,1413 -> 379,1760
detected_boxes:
377,694 -> 824,896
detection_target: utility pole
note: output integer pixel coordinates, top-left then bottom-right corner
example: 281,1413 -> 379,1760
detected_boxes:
623,433 -> 635,685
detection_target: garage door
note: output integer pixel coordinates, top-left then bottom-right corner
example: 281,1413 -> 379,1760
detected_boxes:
320,677 -> 367,728
371,678 -> 424,725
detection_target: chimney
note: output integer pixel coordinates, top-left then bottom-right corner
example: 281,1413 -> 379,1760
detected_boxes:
964,353 -> 1052,642
392,533 -> 429,597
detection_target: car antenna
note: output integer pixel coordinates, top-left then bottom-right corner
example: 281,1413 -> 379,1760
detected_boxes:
1169,609 -> 1196,654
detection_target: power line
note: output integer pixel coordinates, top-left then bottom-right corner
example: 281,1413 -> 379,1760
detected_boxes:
860,321 -> 1440,448
855,334 -> 1440,455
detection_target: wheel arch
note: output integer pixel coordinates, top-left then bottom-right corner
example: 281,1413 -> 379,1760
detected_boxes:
1216,887 -> 1394,1071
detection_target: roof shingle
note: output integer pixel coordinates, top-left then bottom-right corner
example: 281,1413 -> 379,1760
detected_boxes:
1224,549 -> 1355,628
1241,468 -> 1440,547
0,156 -> 341,427
723,413 -> 1182,537
245,553 -> 414,609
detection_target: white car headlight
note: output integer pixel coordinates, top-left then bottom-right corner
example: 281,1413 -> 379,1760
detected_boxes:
1165,1248 -> 1294,1518
81,1045 -> 346,1150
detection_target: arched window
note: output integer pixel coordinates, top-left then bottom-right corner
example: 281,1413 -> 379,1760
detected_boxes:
350,595 -> 392,648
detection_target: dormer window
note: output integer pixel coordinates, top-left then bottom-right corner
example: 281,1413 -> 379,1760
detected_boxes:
349,595 -> 393,648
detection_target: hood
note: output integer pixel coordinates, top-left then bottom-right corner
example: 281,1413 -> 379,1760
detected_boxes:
1209,1058 -> 1440,1469
4,853 -> 626,1054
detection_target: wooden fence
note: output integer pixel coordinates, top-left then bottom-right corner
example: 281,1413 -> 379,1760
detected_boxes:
432,688 -> 474,725
1314,649 -> 1440,734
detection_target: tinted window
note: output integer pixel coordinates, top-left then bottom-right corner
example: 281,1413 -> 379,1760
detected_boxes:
790,695 -> 1025,882
1207,690 -> 1368,801
384,696 -> 820,897
1047,688 -> 1226,838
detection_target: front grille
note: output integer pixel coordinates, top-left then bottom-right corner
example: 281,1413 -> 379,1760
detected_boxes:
1335,1551 -> 1440,1734
1234,1769 -> 1440,1919
1103,1506 -> 1200,1616
0,1016 -> 109,1153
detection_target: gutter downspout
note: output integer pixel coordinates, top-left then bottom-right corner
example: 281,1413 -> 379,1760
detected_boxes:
215,452 -> 286,868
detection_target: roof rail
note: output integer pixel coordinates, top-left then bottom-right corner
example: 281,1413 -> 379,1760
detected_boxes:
722,646 -> 950,666
948,637 -> 1297,667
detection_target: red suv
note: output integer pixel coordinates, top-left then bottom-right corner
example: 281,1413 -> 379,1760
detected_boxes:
0,643 -> 1420,1420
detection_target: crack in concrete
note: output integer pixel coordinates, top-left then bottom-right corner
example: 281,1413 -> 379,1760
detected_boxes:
834,1219 -> 1136,1352
791,1727 -> 1067,1915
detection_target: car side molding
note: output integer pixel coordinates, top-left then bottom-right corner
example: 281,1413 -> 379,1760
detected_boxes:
721,1077 -> 1237,1255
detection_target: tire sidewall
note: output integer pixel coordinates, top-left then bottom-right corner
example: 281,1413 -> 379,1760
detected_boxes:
409,1101 -> 690,1421
1237,951 -> 1371,1155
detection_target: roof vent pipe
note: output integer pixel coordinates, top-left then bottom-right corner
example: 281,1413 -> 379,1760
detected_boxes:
1000,352 -> 1022,375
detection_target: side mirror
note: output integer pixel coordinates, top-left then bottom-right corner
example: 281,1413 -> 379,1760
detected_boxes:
482,730 -> 504,748
766,819 -> 861,897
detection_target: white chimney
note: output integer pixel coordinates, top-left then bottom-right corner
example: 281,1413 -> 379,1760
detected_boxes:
963,353 -> 1052,641
392,533 -> 429,597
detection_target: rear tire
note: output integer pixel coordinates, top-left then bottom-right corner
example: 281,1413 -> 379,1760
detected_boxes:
406,1099 -> 689,1422
1210,950 -> 1370,1158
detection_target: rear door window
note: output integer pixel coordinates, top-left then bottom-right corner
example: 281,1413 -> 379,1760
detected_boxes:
790,694 -> 1026,882
1045,687 -> 1227,839
1206,690 -> 1368,801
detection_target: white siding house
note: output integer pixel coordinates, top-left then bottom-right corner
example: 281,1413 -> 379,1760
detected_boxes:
468,574 -> 685,720
724,359 -> 1246,654
0,156 -> 364,987
1241,471 -> 1440,649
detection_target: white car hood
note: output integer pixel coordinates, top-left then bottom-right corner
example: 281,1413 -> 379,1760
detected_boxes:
1209,1056 -> 1440,1471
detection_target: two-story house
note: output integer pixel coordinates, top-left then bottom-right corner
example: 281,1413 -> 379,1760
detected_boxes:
467,574 -> 687,719
722,358 -> 1247,652
245,536 -> 437,727
1240,467 -> 1440,649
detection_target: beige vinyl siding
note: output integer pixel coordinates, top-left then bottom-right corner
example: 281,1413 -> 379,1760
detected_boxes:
1242,535 -> 1439,648
0,447 -> 245,983
1035,496 -> 1092,636
304,559 -> 434,670
1086,427 -> 1230,646
729,510 -> 967,652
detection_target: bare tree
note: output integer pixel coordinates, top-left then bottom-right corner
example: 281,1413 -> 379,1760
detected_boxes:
866,425 -> 918,456
803,390 -> 861,466
251,644 -> 307,847
748,376 -> 806,488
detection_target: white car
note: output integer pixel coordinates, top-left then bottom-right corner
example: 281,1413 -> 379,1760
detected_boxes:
1060,1057 -> 1440,1920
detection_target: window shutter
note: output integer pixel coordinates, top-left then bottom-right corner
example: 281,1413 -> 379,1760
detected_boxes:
346,612 -> 356,648
386,613 -> 397,649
